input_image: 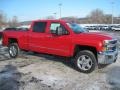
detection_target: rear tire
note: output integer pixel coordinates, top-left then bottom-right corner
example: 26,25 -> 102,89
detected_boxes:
8,43 -> 20,58
74,50 -> 97,73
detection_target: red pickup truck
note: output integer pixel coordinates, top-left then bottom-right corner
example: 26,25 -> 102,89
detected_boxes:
2,20 -> 118,73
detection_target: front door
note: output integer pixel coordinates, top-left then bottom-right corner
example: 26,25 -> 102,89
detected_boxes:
44,22 -> 72,56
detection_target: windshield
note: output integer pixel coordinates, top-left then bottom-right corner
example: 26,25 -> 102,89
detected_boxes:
67,23 -> 88,33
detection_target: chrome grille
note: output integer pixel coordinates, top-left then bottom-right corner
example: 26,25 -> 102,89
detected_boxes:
109,39 -> 117,44
108,39 -> 118,52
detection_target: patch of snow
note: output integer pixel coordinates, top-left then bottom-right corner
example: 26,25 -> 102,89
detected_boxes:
85,82 -> 100,90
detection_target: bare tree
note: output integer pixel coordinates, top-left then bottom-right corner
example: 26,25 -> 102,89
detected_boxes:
114,15 -> 120,24
61,16 -> 78,23
8,16 -> 19,27
45,16 -> 55,19
103,14 -> 112,24
85,9 -> 117,24
0,10 -> 7,29
87,9 -> 105,24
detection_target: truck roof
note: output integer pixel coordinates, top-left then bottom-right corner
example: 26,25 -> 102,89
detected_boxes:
32,19 -> 67,23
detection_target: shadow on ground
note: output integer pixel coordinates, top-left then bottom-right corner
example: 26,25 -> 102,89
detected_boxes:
0,64 -> 22,90
106,66 -> 120,90
0,43 -> 10,61
26,52 -> 77,71
0,41 -> 76,73
0,63 -> 55,90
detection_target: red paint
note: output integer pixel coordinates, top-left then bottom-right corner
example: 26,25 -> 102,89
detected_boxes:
2,20 -> 113,57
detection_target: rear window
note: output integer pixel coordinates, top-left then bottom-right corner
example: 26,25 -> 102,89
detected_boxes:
33,22 -> 47,33
4,28 -> 17,31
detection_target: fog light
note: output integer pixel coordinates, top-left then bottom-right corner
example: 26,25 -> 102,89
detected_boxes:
108,56 -> 112,59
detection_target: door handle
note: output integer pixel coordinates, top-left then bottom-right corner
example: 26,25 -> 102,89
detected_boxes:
46,36 -> 53,38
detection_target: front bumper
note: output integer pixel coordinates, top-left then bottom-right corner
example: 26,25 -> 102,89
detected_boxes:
98,50 -> 118,64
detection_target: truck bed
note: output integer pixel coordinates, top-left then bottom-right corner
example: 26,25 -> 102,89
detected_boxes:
4,27 -> 28,31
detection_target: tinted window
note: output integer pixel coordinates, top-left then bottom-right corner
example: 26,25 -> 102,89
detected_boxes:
67,23 -> 88,33
33,22 -> 47,32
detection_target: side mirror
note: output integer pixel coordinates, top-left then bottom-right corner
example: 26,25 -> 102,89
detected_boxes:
56,27 -> 63,35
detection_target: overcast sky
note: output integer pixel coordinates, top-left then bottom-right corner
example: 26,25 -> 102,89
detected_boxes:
0,0 -> 120,21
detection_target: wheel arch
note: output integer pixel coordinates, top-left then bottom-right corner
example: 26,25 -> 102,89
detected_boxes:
8,38 -> 18,45
73,45 -> 98,61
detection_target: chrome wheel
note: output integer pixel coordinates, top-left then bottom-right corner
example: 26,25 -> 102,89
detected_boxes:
9,45 -> 17,57
77,55 -> 93,71
8,43 -> 20,58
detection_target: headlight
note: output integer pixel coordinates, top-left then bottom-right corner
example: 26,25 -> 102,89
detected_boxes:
102,39 -> 117,52
102,40 -> 109,51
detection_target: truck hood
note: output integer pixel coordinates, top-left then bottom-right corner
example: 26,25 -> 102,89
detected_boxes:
72,32 -> 115,51
74,32 -> 113,41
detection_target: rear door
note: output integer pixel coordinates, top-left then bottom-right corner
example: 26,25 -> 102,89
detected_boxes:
29,21 -> 48,52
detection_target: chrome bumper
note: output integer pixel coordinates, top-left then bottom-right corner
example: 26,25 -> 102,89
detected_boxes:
98,50 -> 118,64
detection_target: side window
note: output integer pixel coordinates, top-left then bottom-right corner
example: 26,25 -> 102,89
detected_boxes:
33,22 -> 47,33
50,23 -> 69,34
50,23 -> 60,34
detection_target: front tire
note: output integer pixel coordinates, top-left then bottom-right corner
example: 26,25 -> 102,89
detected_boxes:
8,43 -> 20,58
74,50 -> 97,73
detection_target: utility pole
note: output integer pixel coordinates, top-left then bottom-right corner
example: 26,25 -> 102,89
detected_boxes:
59,3 -> 62,19
111,1 -> 114,24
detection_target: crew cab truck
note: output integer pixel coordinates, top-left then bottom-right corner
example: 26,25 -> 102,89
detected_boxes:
2,20 -> 118,73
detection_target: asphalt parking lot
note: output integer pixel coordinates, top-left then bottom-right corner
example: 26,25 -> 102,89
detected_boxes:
0,31 -> 120,90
